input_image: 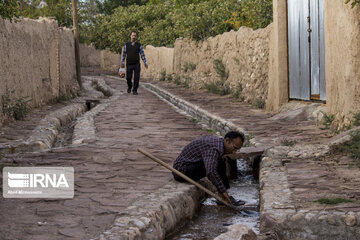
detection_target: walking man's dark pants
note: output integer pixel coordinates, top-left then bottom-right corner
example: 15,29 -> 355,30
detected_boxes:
126,63 -> 140,93
173,159 -> 230,190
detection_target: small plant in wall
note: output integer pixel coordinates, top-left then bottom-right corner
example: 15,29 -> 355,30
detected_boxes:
320,111 -> 335,130
232,83 -> 244,101
213,58 -> 229,80
166,74 -> 173,82
159,69 -> 166,81
174,75 -> 181,85
183,62 -> 196,72
233,57 -> 240,65
253,98 -> 265,109
2,92 -> 31,120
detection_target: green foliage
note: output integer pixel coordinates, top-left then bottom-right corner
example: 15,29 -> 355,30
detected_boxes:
232,83 -> 244,100
321,111 -> 335,130
281,138 -> 297,147
96,0 -> 149,15
253,98 -> 265,109
174,75 -> 181,85
345,0 -> 360,8
183,62 -> 196,72
0,0 -> 20,21
334,130 -> 360,166
233,57 -> 240,65
315,198 -> 354,205
56,95 -> 70,103
213,58 -> 229,80
166,74 -> 173,82
90,0 -> 247,50
189,117 -> 198,123
16,0 -> 73,27
240,0 -> 273,30
203,128 -> 216,134
2,94 -> 31,120
204,80 -> 230,96
159,69 -> 166,81
352,112 -> 360,126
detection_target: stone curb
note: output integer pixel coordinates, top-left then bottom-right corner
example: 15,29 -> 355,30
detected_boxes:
260,151 -> 360,239
259,137 -> 360,239
0,102 -> 87,153
142,83 -> 258,146
98,181 -> 206,240
0,77 -> 112,153
72,78 -> 122,145
139,81 -> 360,239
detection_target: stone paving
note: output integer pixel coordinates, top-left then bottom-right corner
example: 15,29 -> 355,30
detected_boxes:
146,79 -> 360,239
0,76 -> 207,240
149,80 -> 331,148
1,73 -> 360,239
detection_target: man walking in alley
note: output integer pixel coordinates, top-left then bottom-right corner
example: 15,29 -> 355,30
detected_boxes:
121,31 -> 148,95
172,131 -> 245,204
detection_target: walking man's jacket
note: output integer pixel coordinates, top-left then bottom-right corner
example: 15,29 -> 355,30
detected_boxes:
121,41 -> 147,66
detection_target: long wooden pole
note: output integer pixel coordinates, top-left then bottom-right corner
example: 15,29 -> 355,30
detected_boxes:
71,0 -> 82,89
138,148 -> 258,213
138,148 -> 231,207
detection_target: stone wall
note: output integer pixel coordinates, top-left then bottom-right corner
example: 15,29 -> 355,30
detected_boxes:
325,2 -> 360,129
0,17 -> 79,127
80,43 -> 101,67
143,25 -> 272,105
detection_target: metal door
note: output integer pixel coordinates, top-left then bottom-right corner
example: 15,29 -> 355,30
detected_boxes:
287,0 -> 326,101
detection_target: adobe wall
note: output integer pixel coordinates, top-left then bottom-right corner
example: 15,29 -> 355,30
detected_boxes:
145,25 -> 272,105
325,2 -> 360,129
0,17 -> 79,127
100,49 -> 120,72
141,45 -> 174,80
79,43 -> 101,67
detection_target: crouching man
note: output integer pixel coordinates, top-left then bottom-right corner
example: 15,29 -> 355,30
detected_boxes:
172,131 -> 244,204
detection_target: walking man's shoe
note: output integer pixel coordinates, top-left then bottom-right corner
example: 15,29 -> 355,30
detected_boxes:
127,88 -> 131,93
133,91 -> 138,95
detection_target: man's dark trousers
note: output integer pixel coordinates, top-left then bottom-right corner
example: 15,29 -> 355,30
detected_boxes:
126,62 -> 140,92
173,159 -> 230,189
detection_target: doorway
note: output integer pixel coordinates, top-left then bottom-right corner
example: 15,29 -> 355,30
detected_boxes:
287,0 -> 326,101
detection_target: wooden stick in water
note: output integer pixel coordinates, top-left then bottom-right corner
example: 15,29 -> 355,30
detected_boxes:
137,148 -> 232,207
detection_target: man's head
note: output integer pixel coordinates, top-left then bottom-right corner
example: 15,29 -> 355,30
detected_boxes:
223,131 -> 245,154
130,31 -> 137,42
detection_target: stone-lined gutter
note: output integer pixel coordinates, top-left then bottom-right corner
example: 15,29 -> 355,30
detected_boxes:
73,76 -> 121,145
0,77 -> 113,153
99,181 -> 207,240
142,83 -> 259,147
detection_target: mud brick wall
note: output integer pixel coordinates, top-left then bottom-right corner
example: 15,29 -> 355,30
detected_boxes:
141,45 -> 174,80
0,17 -> 79,126
143,24 -> 272,106
79,43 -> 101,67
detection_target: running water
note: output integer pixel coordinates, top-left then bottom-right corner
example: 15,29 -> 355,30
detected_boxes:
167,158 -> 260,239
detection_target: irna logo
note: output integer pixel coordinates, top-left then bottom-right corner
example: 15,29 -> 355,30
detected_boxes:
8,172 -> 69,188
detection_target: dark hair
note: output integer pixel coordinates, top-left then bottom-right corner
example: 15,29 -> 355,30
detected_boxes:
224,131 -> 245,143
130,31 -> 138,36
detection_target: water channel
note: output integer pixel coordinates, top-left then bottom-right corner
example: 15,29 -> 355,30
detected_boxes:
167,158 -> 260,239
